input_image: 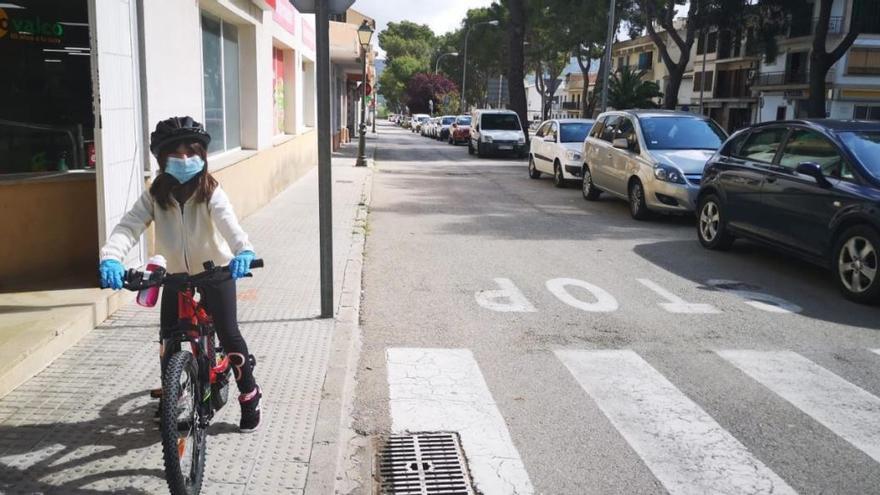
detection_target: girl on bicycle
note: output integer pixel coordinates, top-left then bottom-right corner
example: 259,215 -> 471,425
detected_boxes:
98,116 -> 262,433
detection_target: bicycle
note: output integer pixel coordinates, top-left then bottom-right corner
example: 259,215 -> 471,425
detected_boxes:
123,258 -> 263,495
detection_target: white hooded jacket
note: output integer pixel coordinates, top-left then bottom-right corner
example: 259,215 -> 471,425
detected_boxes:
100,185 -> 253,274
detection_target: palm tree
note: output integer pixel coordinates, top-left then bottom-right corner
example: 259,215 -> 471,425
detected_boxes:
608,66 -> 663,110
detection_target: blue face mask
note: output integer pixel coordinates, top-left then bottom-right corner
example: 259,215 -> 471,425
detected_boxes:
165,155 -> 205,184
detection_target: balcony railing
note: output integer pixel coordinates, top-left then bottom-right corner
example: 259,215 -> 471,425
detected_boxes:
753,70 -> 808,87
562,101 -> 582,110
789,16 -> 843,38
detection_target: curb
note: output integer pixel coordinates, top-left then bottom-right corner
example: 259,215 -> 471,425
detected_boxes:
304,137 -> 377,495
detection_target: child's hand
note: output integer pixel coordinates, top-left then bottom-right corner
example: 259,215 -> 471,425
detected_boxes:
99,259 -> 125,290
230,251 -> 255,280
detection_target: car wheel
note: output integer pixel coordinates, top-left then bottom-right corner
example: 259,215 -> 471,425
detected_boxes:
553,161 -> 566,188
449,137 -> 454,145
468,141 -> 475,155
528,156 -> 541,179
833,225 -> 880,304
696,194 -> 735,250
582,165 -> 601,201
628,179 -> 651,220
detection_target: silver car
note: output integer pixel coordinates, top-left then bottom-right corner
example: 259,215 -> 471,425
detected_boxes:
581,110 -> 728,219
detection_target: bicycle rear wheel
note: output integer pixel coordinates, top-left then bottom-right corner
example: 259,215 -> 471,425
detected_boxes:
160,351 -> 206,495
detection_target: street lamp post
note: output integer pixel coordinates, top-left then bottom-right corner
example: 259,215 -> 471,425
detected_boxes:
600,0 -> 616,113
461,20 -> 499,113
434,52 -> 459,74
355,20 -> 374,167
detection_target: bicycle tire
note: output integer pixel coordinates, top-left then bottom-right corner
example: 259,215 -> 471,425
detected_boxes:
160,351 -> 206,495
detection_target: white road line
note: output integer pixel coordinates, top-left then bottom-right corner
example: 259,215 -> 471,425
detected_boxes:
871,349 -> 880,357
719,350 -> 880,463
556,349 -> 795,495
637,278 -> 721,314
475,278 -> 537,313
546,278 -> 618,312
387,348 -> 534,495
706,279 -> 802,314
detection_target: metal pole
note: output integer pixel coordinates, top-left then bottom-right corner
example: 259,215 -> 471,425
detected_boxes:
699,29 -> 708,115
356,45 -> 368,166
498,75 -> 503,108
601,0 -> 616,112
372,101 -> 377,133
315,0 -> 333,318
461,28 -> 471,112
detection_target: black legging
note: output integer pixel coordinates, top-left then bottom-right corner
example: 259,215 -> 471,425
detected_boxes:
159,277 -> 256,394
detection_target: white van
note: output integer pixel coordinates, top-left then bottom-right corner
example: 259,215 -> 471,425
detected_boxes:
468,109 -> 528,158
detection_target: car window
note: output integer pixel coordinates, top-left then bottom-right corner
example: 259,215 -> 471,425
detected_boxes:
721,130 -> 750,157
737,128 -> 788,163
456,116 -> 471,125
778,130 -> 852,179
589,117 -> 607,139
839,131 -> 880,181
548,122 -> 558,141
481,113 -> 522,130
442,117 -> 456,125
639,117 -> 726,150
601,116 -> 622,142
536,122 -> 550,138
615,118 -> 640,153
560,122 -> 594,143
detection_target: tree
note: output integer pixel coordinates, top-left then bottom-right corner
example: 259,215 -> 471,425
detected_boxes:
377,21 -> 436,112
404,73 -> 459,114
806,0 -> 861,117
608,66 -> 663,109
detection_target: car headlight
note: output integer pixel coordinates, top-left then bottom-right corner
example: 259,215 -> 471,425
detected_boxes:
483,135 -> 493,143
517,136 -> 526,144
653,164 -> 686,184
566,150 -> 582,161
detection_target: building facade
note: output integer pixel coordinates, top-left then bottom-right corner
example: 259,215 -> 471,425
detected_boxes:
0,0 -> 371,290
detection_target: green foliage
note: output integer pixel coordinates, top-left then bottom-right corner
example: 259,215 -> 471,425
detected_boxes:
378,21 -> 436,112
608,66 -> 663,109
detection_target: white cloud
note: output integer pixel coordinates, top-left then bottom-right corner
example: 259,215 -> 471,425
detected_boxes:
352,0 -> 497,58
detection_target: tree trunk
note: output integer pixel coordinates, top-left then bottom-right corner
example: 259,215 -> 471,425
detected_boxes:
507,0 -> 529,136
806,0 -> 860,117
589,53 -> 607,116
664,66 -> 684,110
807,55 -> 828,118
576,46 -> 593,119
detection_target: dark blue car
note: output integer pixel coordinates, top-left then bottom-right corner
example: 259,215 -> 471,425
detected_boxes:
696,119 -> 880,304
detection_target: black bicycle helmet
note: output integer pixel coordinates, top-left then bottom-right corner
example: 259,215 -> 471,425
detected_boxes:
149,116 -> 211,157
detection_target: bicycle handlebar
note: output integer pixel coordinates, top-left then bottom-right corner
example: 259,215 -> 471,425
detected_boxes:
122,259 -> 264,292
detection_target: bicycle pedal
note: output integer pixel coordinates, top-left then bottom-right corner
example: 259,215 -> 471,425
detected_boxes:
149,388 -> 163,399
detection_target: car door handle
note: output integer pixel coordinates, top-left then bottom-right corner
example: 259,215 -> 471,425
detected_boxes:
765,177 -> 777,184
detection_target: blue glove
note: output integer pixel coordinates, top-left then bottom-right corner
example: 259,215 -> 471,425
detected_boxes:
229,250 -> 255,280
99,259 -> 125,290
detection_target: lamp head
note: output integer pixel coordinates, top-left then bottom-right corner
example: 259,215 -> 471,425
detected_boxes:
357,20 -> 374,47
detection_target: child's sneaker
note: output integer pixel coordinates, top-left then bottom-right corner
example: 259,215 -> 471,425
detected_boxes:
239,387 -> 262,433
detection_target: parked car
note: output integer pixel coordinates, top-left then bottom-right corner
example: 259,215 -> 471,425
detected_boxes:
401,116 -> 412,129
436,115 -> 457,141
412,114 -> 430,133
696,119 -> 880,304
528,118 -> 595,187
450,115 -> 471,145
581,110 -> 728,219
468,109 -> 528,158
421,117 -> 437,137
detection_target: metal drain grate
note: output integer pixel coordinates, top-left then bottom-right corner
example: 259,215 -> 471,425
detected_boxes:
376,432 -> 476,495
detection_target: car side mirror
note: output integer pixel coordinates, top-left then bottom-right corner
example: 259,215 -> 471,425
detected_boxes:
795,162 -> 832,187
612,137 -> 629,150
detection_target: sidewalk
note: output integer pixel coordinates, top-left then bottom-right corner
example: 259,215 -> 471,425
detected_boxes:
0,133 -> 376,494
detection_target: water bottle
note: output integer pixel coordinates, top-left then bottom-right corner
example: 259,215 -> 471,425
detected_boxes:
137,255 -> 166,307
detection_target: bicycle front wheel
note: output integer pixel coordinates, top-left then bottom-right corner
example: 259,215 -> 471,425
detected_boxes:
160,351 -> 206,495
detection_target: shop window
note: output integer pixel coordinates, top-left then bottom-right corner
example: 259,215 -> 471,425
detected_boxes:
201,13 -> 240,154
1,0 -> 93,174
854,106 -> 880,121
846,49 -> 880,75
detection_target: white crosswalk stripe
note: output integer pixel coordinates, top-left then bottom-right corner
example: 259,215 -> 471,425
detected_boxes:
386,348 -> 534,495
718,349 -> 880,464
556,349 -> 796,495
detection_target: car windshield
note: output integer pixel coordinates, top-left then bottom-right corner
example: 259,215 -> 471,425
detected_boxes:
418,116 -> 430,123
442,117 -> 456,125
639,117 -> 727,150
839,131 -> 880,180
481,114 -> 521,130
456,117 -> 471,125
560,122 -> 593,143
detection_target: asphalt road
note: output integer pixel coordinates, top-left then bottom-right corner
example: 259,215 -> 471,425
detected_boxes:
352,122 -> 880,495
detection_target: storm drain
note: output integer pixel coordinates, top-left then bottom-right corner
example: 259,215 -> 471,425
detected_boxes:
376,432 -> 476,495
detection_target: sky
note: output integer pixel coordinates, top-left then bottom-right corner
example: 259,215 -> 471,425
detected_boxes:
352,0 -> 497,58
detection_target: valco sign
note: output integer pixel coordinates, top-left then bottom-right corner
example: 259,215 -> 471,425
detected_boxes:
0,8 -> 65,43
